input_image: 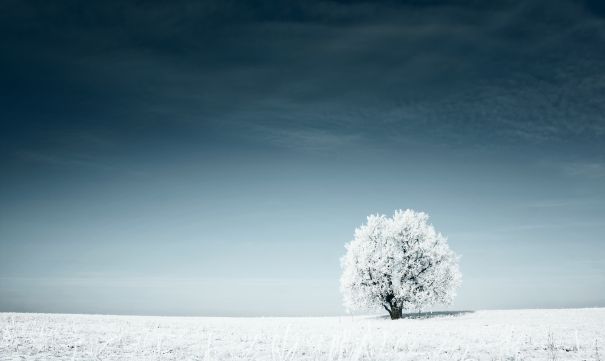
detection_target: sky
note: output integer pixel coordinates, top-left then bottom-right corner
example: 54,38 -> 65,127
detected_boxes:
1,0 -> 604,316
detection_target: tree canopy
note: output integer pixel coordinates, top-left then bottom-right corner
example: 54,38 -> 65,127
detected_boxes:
340,209 -> 461,319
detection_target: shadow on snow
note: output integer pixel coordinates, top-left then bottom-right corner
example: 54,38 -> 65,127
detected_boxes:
372,310 -> 474,320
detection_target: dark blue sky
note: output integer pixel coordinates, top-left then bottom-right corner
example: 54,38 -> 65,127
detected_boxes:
1,0 -> 604,316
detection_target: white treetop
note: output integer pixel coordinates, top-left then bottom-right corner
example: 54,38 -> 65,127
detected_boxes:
340,209 -> 461,319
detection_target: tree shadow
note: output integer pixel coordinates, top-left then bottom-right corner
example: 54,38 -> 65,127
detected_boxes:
372,310 -> 474,320
403,310 -> 474,319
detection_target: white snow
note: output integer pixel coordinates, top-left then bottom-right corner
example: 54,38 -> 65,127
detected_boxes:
1,308 -> 604,360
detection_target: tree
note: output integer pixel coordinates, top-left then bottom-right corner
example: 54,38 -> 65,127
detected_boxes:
340,209 -> 461,320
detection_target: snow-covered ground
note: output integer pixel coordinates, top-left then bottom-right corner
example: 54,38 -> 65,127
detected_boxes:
1,308 -> 604,360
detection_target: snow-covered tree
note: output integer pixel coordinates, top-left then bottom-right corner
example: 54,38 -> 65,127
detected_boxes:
340,209 -> 461,320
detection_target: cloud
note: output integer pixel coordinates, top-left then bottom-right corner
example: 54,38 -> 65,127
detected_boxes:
561,162 -> 605,178
2,0 -> 605,160
15,150 -> 146,176
250,125 -> 362,151
520,198 -> 603,208
17,151 -> 114,170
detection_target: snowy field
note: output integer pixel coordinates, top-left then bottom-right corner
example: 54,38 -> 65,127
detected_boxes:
1,308 -> 604,361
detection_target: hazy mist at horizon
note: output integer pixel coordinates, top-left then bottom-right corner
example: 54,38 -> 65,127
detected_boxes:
1,0 -> 605,316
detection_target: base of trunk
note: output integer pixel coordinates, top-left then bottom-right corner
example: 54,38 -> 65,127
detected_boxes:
389,306 -> 403,320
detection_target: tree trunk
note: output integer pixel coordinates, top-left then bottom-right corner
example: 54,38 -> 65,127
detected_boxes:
389,306 -> 403,320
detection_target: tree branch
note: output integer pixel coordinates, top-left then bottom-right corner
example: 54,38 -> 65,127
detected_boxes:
383,304 -> 392,314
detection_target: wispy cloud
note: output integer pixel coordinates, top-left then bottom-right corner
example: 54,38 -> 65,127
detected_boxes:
0,275 -> 326,288
5,0 -> 604,157
561,162 -> 605,178
17,151 -> 116,171
16,150 -> 146,176
520,198 -> 603,209
252,125 -> 362,151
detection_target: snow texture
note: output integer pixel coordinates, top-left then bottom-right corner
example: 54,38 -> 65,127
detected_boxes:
1,308 -> 604,360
